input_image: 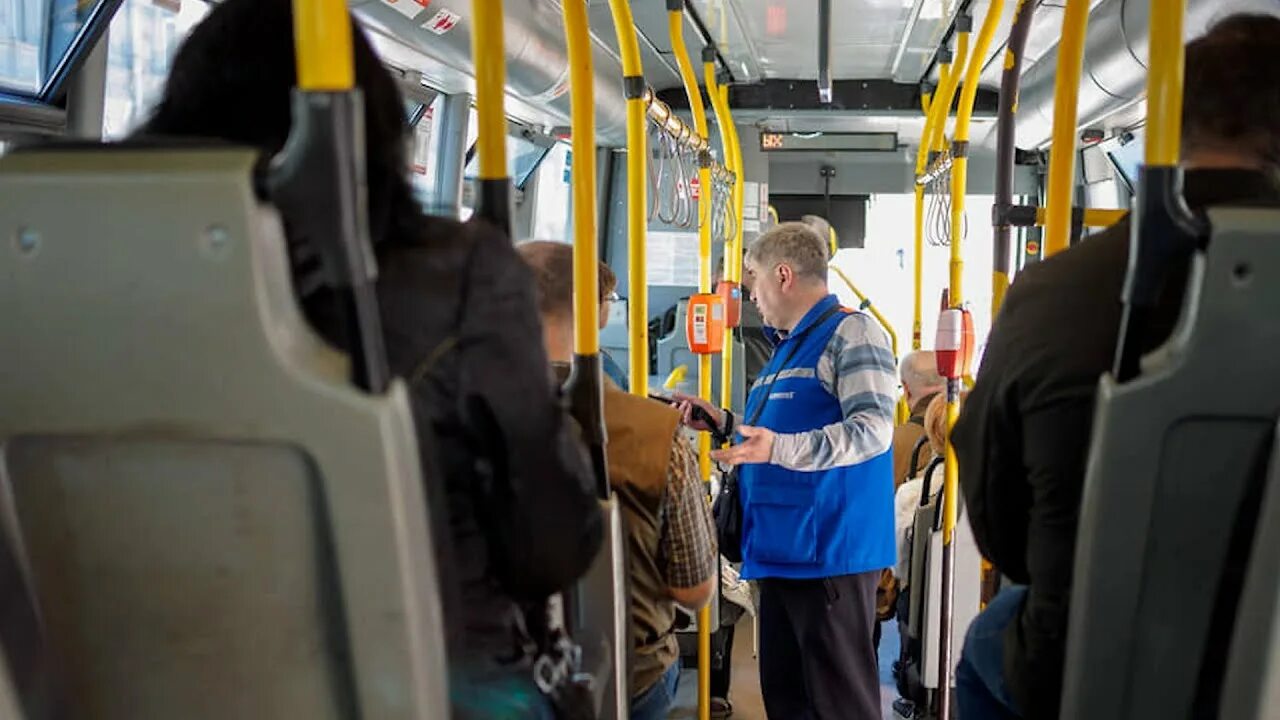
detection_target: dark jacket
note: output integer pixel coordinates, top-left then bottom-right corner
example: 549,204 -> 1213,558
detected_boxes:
952,169 -> 1280,719
302,213 -> 603,661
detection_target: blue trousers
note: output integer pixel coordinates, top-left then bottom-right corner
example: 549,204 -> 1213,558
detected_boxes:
955,586 -> 1026,720
630,659 -> 681,720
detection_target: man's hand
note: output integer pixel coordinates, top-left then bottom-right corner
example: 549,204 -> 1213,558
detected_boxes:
670,392 -> 727,433
710,425 -> 775,466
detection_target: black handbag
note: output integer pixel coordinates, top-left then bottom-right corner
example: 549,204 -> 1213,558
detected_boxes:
712,305 -> 842,563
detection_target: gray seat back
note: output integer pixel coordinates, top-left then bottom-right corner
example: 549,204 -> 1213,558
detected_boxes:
1219,425 -> 1280,719
1061,207 -> 1280,719
0,147 -> 449,719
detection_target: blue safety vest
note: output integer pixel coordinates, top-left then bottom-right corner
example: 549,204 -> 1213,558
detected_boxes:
739,295 -> 896,581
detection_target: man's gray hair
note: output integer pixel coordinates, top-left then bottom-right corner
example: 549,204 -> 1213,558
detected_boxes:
746,222 -> 830,281
901,351 -> 945,396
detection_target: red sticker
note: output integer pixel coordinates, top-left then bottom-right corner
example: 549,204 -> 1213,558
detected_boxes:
424,8 -> 462,34
381,0 -> 430,19
690,177 -> 701,200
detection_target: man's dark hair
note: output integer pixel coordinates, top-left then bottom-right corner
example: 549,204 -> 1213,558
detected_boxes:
1184,14 -> 1280,165
144,0 -> 416,247
517,241 -> 616,318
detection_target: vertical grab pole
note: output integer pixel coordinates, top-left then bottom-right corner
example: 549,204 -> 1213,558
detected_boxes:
564,3 -> 630,718
993,0 -> 1038,315
938,3 -> 1003,716
912,89 -> 934,352
668,5 -> 713,719
706,51 -> 735,416
723,85 -> 745,287
470,0 -> 512,236
1114,0 -> 1194,381
1042,0 -> 1091,258
284,0 -> 387,393
605,0 -> 650,397
949,0 -> 1002,308
930,28 -> 969,158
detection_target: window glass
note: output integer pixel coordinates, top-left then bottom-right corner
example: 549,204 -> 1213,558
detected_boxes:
409,94 -> 439,209
1107,133 -> 1145,191
463,132 -> 550,188
531,141 -> 571,242
102,0 -> 209,140
0,0 -> 106,99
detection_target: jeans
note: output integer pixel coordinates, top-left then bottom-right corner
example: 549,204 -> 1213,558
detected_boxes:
955,586 -> 1027,720
630,659 -> 682,720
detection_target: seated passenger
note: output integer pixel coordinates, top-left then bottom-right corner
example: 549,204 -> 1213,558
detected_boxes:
951,14 -> 1280,720
893,351 -> 945,488
894,393 -> 947,588
517,241 -> 718,720
143,2 -> 603,717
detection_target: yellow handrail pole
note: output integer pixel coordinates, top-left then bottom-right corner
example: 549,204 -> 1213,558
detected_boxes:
829,264 -> 909,425
293,0 -> 354,91
706,57 -> 736,415
928,63 -> 953,155
606,0 -> 649,396
1147,0 -> 1186,168
1042,0 -> 1091,257
563,0 -> 600,367
930,29 -> 969,156
470,0 -> 510,233
669,6 -> 713,719
723,86 -> 745,287
1033,206 -> 1129,228
938,3 -> 1003,714
950,0 -> 1004,307
912,91 -> 934,352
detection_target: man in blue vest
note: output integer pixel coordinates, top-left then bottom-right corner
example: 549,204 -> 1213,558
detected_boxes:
674,222 -> 898,719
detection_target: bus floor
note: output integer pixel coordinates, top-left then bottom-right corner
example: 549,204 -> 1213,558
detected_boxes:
667,615 -> 900,718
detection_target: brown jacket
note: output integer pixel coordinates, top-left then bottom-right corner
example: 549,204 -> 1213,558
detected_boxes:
602,384 -> 684,697
891,393 -> 938,489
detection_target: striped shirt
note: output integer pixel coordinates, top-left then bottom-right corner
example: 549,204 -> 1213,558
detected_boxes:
764,312 -> 898,472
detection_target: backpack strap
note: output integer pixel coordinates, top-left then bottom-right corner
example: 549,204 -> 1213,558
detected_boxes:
907,435 -> 930,480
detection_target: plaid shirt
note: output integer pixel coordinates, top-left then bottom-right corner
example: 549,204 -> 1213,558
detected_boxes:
661,435 -> 718,589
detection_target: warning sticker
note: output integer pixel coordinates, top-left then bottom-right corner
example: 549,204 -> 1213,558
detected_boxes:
690,177 -> 700,200
382,0 -> 430,19
424,8 -> 462,34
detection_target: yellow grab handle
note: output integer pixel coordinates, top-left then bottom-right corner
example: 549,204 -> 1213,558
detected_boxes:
293,0 -> 354,91
1043,0 -> 1091,257
471,0 -> 508,180
606,0 -> 649,394
564,0 -> 599,355
1146,0 -> 1187,167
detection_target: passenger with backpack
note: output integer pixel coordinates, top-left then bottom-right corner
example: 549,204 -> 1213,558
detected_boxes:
143,2 -> 603,716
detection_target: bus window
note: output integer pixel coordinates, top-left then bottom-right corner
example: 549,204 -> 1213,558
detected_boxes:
408,94 -> 440,210
1106,132 -> 1145,194
463,132 -> 551,189
530,141 -> 571,242
102,0 -> 210,139
0,0 -> 109,99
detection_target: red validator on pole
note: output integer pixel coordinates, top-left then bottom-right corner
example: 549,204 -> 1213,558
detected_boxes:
935,290 -> 974,381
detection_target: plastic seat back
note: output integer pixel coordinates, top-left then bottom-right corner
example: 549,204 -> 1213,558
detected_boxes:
0,147 -> 448,719
1061,207 -> 1280,719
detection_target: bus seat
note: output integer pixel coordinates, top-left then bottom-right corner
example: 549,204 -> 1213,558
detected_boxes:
575,498 -> 629,719
1219,424 -> 1280,719
1061,207 -> 1280,719
0,147 -> 448,719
